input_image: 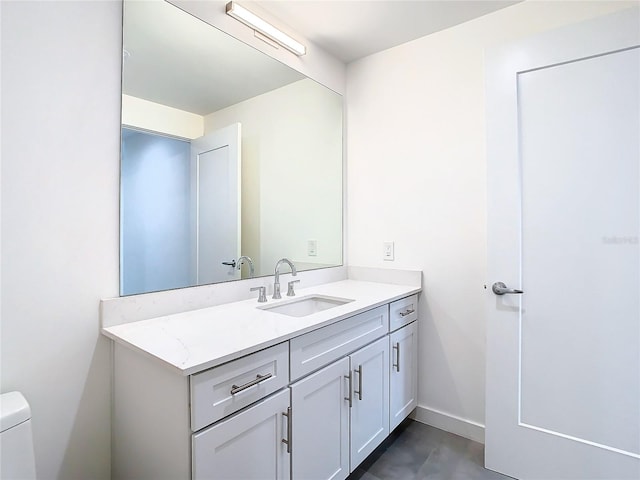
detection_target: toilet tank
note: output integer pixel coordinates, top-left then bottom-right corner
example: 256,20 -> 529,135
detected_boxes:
1,391 -> 36,480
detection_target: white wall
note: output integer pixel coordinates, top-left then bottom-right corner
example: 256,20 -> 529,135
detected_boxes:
0,2 -> 345,478
346,0 -> 636,438
121,129 -> 192,295
205,79 -> 343,275
1,1 -> 121,479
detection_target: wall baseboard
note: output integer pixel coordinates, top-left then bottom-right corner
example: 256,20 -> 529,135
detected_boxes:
411,405 -> 485,444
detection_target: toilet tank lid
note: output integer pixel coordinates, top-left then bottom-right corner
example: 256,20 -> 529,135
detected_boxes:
1,391 -> 32,432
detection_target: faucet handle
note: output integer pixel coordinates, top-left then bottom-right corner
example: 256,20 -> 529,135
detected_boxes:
250,286 -> 267,303
287,280 -> 300,297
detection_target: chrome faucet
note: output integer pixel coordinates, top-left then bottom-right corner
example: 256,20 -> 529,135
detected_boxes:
273,258 -> 297,299
236,256 -> 255,277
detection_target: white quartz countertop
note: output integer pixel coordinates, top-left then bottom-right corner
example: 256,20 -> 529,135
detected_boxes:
101,280 -> 421,376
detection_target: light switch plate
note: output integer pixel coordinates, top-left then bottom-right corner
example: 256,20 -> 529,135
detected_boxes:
308,240 -> 317,256
383,241 -> 394,261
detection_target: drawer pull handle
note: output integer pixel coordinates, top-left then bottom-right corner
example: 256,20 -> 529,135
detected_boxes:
282,407 -> 292,454
399,308 -> 415,317
344,372 -> 353,408
392,342 -> 400,372
354,365 -> 363,401
230,373 -> 273,395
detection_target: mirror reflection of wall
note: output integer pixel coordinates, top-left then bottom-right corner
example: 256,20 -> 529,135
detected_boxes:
204,79 -> 343,276
120,0 -> 343,296
121,129 -> 191,296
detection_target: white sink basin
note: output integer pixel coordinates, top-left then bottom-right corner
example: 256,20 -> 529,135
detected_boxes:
259,295 -> 354,317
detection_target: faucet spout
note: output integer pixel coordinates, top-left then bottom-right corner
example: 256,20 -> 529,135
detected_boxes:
273,258 -> 297,299
236,256 -> 255,277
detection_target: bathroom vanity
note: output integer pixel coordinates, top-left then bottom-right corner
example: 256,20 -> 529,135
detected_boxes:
102,280 -> 420,480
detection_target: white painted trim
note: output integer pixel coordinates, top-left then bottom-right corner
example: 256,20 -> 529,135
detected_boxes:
411,405 -> 485,444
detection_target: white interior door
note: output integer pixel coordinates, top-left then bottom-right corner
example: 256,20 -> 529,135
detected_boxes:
486,8 -> 639,480
191,123 -> 241,285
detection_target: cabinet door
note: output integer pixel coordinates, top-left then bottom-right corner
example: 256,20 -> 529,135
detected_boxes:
291,357 -> 350,480
389,321 -> 418,432
192,389 -> 290,480
349,336 -> 389,469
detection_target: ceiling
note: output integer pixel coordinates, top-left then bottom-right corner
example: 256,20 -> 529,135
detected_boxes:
122,0 -> 522,116
251,0 -> 522,63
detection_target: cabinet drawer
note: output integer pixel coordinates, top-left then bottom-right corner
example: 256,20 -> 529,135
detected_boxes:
389,295 -> 418,331
190,342 -> 289,431
290,305 -> 389,381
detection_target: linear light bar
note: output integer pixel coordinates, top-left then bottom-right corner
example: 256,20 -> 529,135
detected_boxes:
226,1 -> 306,56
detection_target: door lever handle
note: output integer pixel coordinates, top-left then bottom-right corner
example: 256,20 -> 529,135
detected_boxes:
492,282 -> 523,295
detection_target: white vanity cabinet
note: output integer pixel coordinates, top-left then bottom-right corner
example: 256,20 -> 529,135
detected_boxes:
290,336 -> 390,480
388,296 -> 419,432
109,291 -> 420,480
289,306 -> 391,478
112,342 -> 290,480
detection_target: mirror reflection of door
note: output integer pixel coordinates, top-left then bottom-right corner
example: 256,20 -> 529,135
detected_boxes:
120,123 -> 241,296
192,123 -> 242,285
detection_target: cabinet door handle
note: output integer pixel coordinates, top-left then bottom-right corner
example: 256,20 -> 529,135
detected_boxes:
230,373 -> 272,395
281,407 -> 292,454
399,308 -> 415,317
354,365 -> 363,401
344,372 -> 353,408
392,342 -> 400,373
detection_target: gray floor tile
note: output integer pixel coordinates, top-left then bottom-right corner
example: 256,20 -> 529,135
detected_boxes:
347,420 -> 511,480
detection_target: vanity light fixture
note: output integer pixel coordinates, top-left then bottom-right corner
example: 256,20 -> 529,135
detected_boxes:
225,1 -> 307,56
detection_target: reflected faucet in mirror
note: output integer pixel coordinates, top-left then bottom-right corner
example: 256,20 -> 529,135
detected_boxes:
237,256 -> 255,278
273,258 -> 297,300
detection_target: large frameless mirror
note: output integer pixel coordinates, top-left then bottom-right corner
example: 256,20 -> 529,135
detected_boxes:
120,0 -> 343,296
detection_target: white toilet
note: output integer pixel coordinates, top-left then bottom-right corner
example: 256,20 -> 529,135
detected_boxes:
1,391 -> 37,479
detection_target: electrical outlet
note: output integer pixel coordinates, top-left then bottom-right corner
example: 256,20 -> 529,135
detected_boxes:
383,241 -> 394,261
308,239 -> 317,256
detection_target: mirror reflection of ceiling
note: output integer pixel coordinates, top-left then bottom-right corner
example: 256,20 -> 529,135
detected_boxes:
122,0 -> 305,115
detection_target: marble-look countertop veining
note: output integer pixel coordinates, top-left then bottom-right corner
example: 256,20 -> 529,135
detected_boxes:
101,279 -> 421,376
